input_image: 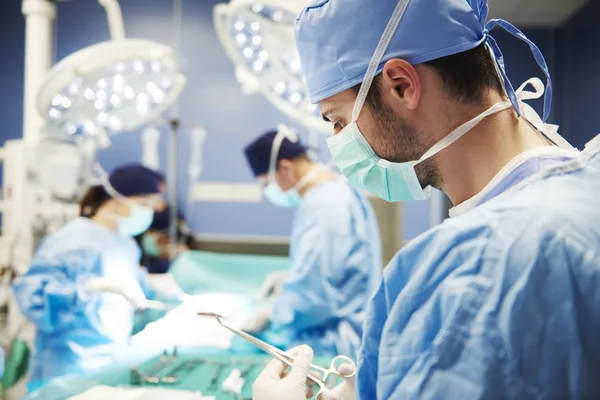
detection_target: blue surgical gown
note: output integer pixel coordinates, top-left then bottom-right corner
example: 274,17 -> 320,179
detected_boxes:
358,137 -> 600,399
272,180 -> 382,357
13,217 -> 151,388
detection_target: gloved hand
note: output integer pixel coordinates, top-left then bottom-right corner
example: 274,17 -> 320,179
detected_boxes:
319,363 -> 356,400
242,304 -> 272,333
145,273 -> 188,302
85,277 -> 147,309
253,345 -> 315,400
259,270 -> 289,298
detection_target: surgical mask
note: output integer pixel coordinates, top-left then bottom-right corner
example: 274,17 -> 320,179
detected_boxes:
116,203 -> 154,237
141,233 -> 163,257
263,126 -> 318,208
326,0 -> 572,203
263,182 -> 302,208
98,171 -> 156,237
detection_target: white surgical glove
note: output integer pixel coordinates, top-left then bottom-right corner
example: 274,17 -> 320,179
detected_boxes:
242,304 -> 272,333
259,270 -> 289,298
319,363 -> 357,400
145,273 -> 188,302
85,277 -> 148,310
253,345 -> 315,400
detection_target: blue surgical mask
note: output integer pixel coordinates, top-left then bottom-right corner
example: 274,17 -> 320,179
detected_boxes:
328,102 -> 520,202
141,233 -> 162,257
263,128 -> 322,208
263,183 -> 302,208
117,204 -> 154,237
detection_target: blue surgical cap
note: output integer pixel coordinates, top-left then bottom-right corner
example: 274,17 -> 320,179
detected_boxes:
150,205 -> 184,231
295,0 -> 552,121
244,130 -> 307,177
101,164 -> 163,199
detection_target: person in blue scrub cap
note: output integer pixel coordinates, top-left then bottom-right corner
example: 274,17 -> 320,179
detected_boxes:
242,125 -> 382,358
252,1 -> 600,399
13,164 -> 166,391
136,205 -> 194,274
135,171 -> 194,274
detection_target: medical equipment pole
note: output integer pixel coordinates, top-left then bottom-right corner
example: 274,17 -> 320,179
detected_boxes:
14,0 -> 55,272
97,0 -> 126,41
167,120 -> 179,259
167,0 -> 184,258
141,125 -> 161,171
22,0 -> 55,145
187,126 -> 206,221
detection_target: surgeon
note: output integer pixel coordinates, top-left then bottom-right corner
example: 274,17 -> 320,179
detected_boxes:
136,205 -> 194,274
242,125 -> 382,357
252,0 -> 600,399
13,164 -> 166,391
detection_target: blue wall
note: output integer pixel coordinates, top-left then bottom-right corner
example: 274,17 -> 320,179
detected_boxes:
0,0 -> 25,145
556,0 -> 600,149
0,0 -> 598,240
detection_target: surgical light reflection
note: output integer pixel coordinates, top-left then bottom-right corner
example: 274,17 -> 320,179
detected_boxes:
43,58 -> 181,138
226,3 -> 321,120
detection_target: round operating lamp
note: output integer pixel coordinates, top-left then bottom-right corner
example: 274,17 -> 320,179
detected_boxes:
214,0 -> 330,134
38,39 -> 187,142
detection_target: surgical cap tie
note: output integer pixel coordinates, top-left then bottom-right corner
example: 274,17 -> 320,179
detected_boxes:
484,19 -> 553,122
352,0 -> 409,122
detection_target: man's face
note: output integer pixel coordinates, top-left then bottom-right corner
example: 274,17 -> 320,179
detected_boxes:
318,74 -> 440,189
319,87 -> 426,164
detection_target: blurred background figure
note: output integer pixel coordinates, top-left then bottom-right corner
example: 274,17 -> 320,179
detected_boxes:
241,127 -> 382,357
136,204 -> 195,274
12,164 -> 166,392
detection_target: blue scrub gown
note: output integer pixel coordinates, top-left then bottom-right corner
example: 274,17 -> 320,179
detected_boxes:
13,217 -> 150,389
271,180 -> 382,357
357,137 -> 600,399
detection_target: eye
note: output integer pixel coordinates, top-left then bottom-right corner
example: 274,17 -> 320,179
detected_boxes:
332,120 -> 345,134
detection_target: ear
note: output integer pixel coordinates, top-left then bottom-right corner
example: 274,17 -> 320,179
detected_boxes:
380,59 -> 422,110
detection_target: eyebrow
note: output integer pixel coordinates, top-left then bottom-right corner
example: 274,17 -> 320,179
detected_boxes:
321,107 -> 338,122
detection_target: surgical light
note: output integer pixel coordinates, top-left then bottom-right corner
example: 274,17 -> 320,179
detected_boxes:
214,0 -> 330,133
38,39 -> 187,141
31,0 -> 187,203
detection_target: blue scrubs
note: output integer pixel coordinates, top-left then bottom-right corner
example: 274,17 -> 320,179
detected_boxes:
272,180 -> 382,357
13,218 -> 151,389
357,138 -> 600,399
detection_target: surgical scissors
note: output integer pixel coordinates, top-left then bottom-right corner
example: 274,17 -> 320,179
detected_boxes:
198,312 -> 356,399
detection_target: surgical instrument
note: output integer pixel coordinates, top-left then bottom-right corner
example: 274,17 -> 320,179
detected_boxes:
130,348 -> 179,385
161,359 -> 206,384
208,363 -> 227,391
144,348 -> 178,383
210,314 -> 357,400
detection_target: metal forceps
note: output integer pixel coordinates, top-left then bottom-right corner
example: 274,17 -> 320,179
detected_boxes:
200,312 -> 356,399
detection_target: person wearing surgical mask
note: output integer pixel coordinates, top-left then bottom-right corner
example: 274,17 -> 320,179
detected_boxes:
136,205 -> 194,274
252,0 -> 600,399
242,126 -> 382,358
13,164 -> 166,392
